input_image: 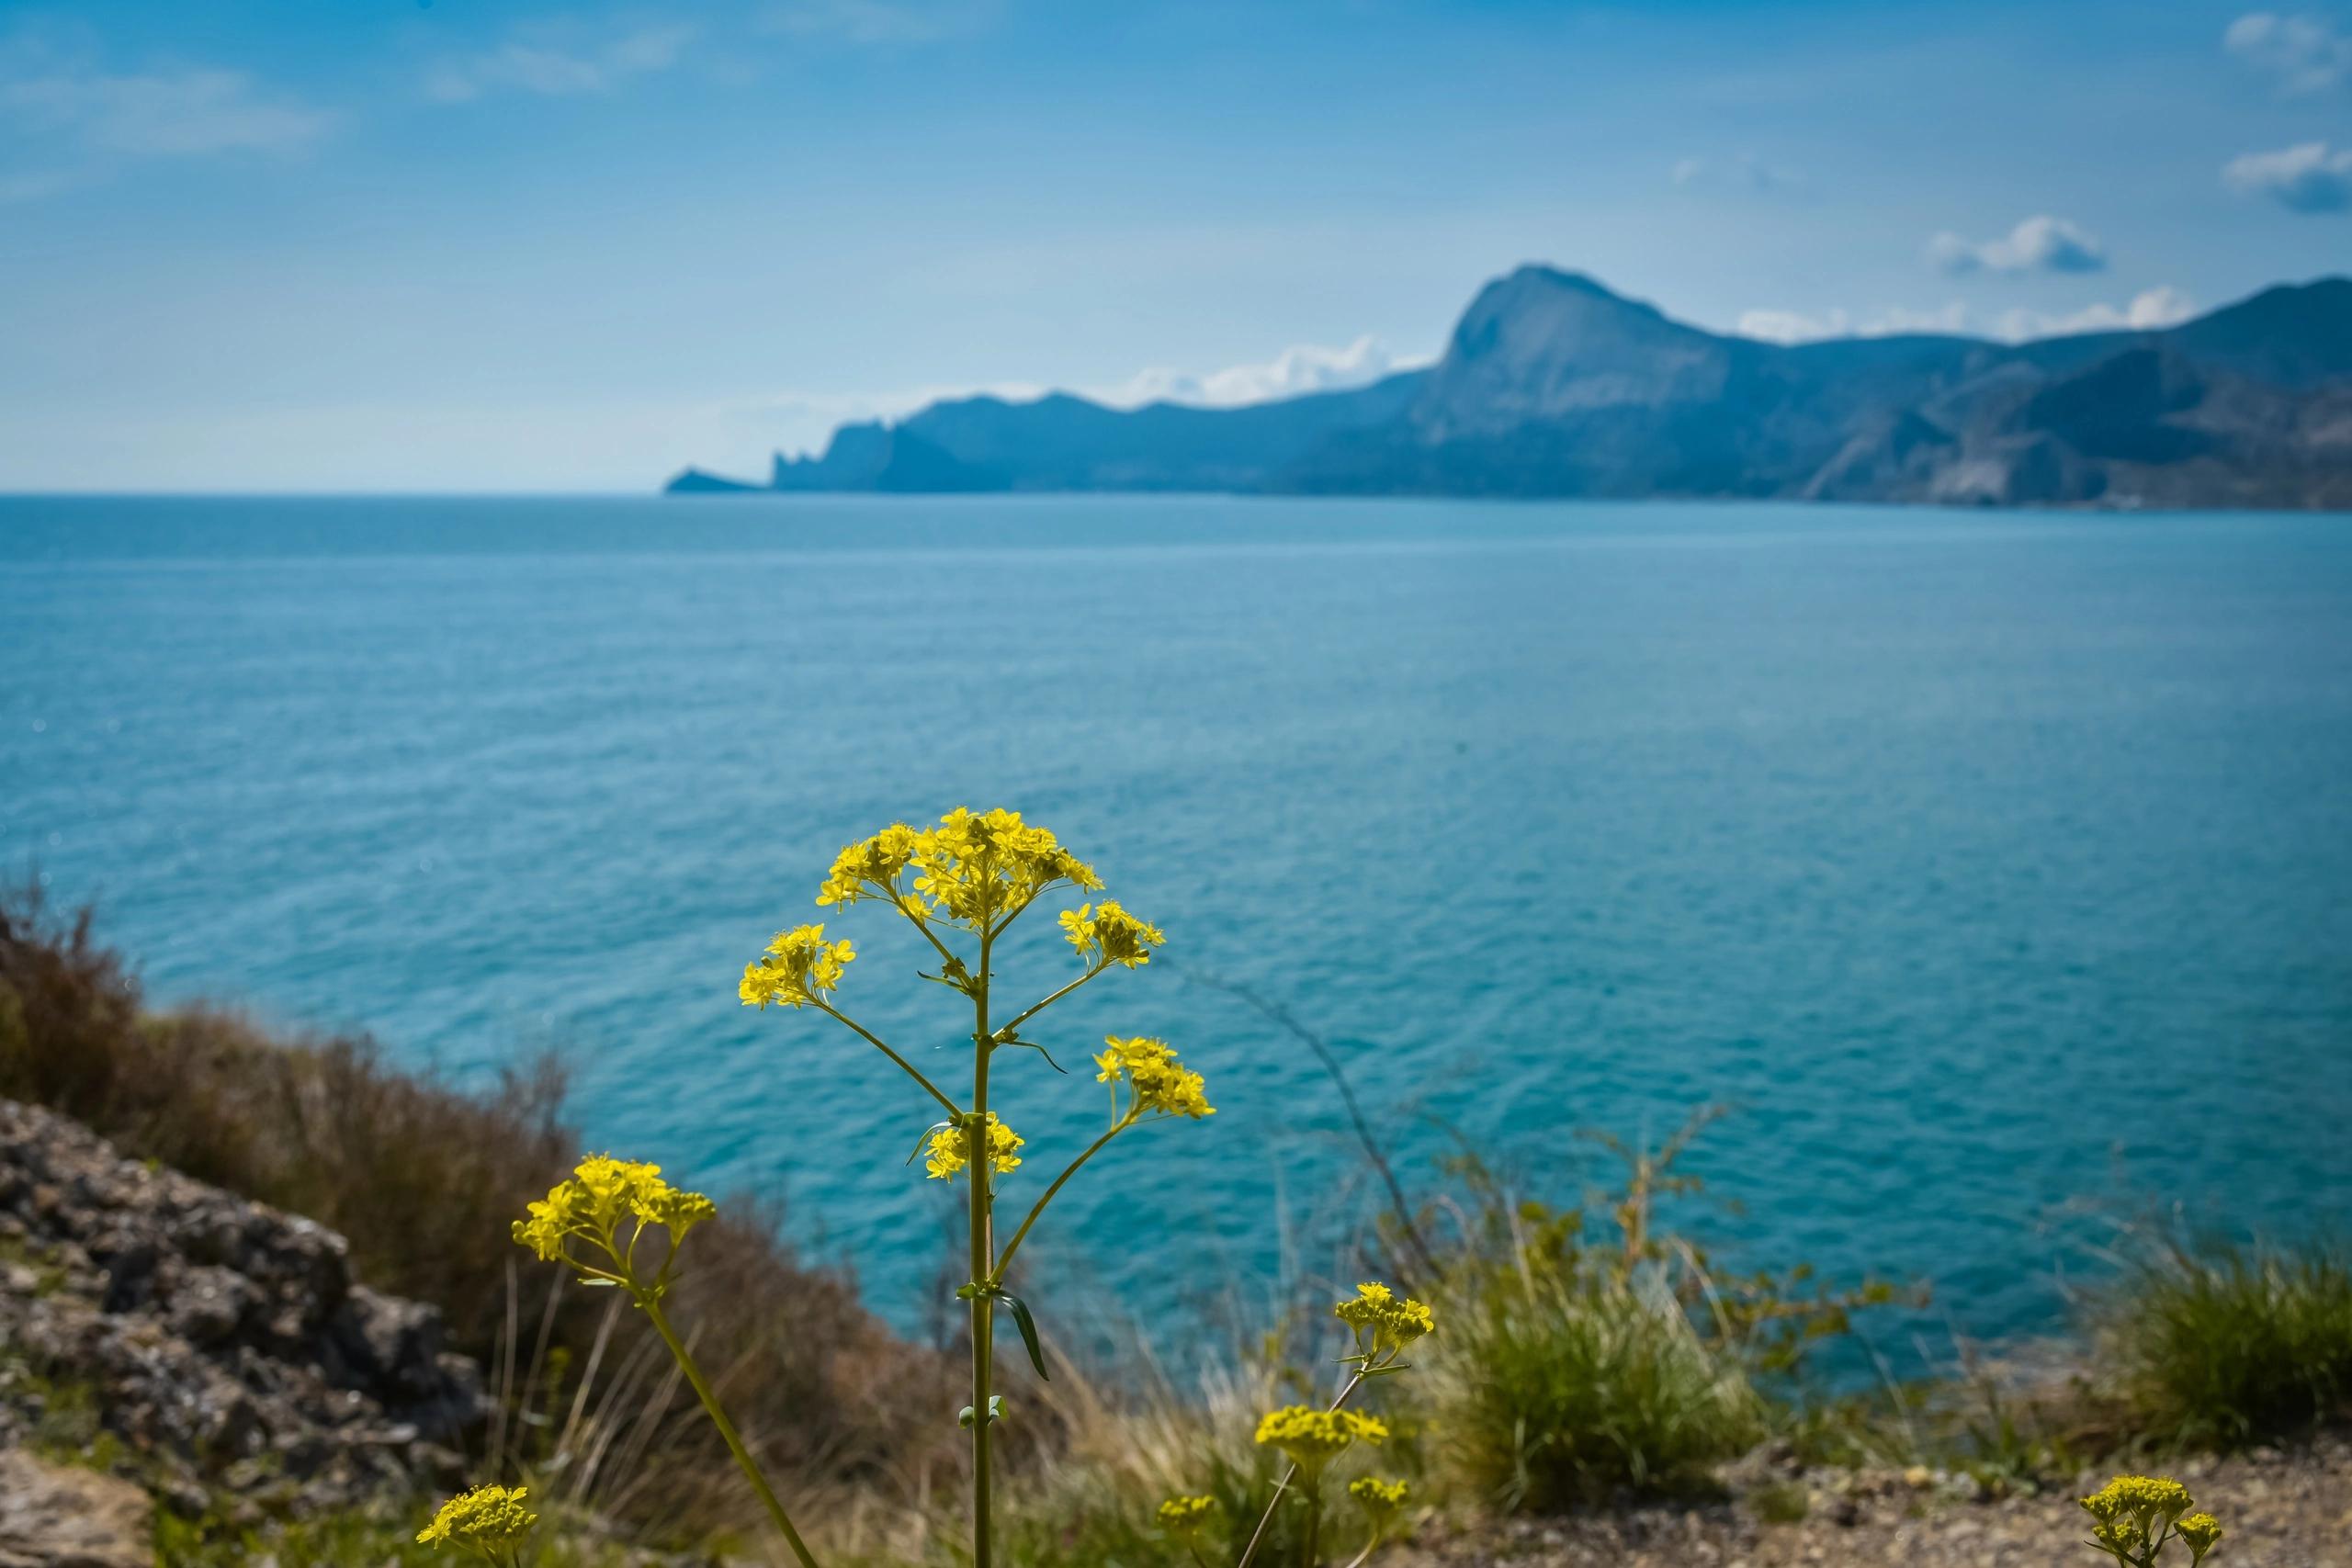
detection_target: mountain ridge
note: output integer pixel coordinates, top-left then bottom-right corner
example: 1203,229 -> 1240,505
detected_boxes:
666,267 -> 2352,509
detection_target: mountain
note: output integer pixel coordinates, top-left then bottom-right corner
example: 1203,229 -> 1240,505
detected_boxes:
665,266 -> 2352,509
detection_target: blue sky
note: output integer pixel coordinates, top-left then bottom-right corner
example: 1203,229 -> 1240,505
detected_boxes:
2,0 -> 2346,491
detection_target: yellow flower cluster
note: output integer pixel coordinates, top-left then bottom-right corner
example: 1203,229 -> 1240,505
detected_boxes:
739,924 -> 855,1010
1348,1475 -> 1408,1527
513,1156 -> 716,1267
1252,1405 -> 1387,1474
1058,900 -> 1165,969
415,1483 -> 537,1555
1095,1036 -> 1215,1121
923,1112 -> 1025,1180
817,823 -> 923,908
2177,1515 -> 2225,1560
1156,1494 -> 1218,1537
2081,1475 -> 2222,1565
1334,1281 -> 1436,1356
815,808 -> 1103,931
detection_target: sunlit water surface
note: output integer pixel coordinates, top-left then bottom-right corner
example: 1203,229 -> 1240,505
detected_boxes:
6,495 -> 2349,1352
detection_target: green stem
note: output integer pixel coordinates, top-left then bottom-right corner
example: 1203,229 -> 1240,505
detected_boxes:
997,962 -> 1107,1037
888,886 -> 962,969
991,1117 -> 1131,1280
969,926 -> 996,1568
641,1296 -> 820,1568
816,1001 -> 962,1117
1301,1482 -> 1321,1568
1237,1371 -> 1367,1568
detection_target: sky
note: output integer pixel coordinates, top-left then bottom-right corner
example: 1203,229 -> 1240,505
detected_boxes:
1,0 -> 2346,491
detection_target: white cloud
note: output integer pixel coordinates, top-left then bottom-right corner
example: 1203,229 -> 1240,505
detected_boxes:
1736,290 -> 2193,346
1734,301 -> 1969,344
1988,287 -> 2197,342
1090,335 -> 1427,409
1926,215 -> 2108,275
1669,152 -> 1802,192
2223,140 -> 2352,211
2225,11 -> 2352,94
425,24 -> 695,103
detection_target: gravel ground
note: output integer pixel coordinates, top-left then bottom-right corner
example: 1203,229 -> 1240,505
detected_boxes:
1391,1435 -> 2352,1568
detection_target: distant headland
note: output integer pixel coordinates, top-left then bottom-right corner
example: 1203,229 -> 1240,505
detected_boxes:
665,265 -> 2352,511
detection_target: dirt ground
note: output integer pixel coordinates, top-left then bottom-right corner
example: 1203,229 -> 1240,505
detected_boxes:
1391,1434 -> 2352,1568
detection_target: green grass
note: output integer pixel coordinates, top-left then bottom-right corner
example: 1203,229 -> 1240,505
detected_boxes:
2095,1235 -> 2352,1450
1430,1266 -> 1767,1510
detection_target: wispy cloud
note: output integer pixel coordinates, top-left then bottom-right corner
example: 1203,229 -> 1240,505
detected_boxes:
1669,152 -> 1803,193
0,24 -> 330,199
0,27 -> 329,173
2225,11 -> 2352,94
1926,215 -> 2108,275
1989,287 -> 2196,341
1092,336 -> 1426,409
759,0 -> 989,45
424,22 -> 696,103
1737,288 -> 2192,345
1735,302 -> 1968,345
2224,140 -> 2352,210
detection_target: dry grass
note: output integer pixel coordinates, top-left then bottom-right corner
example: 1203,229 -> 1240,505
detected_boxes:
0,884 -> 953,1545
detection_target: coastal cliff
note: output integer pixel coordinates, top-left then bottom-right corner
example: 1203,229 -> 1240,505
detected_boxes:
669,268 -> 2352,510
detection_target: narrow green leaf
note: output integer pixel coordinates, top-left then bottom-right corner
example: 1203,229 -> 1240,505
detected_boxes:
1000,1289 -> 1051,1382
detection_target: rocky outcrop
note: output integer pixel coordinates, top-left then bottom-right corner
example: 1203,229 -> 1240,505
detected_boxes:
0,1099 -> 481,1517
0,1451 -> 148,1568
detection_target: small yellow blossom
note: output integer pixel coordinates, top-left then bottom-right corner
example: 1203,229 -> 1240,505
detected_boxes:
512,1156 -> 715,1269
1348,1476 -> 1408,1529
1335,1281 -> 1436,1356
817,823 -> 924,909
1059,899 -> 1165,968
2177,1513 -> 2224,1563
416,1483 -> 537,1557
1156,1494 -> 1218,1538
2081,1475 -> 2206,1566
1253,1405 -> 1386,1474
2082,1475 -> 2193,1527
1094,1036 -> 1215,1121
923,1112 -> 1025,1180
739,924 -> 855,1010
913,807 -> 1103,929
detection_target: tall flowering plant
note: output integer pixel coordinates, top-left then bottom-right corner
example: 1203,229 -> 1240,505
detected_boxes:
419,807 -> 1425,1568
739,807 -> 1211,1566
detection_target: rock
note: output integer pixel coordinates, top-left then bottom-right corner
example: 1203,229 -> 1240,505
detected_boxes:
0,1099 -> 485,1518
0,1450 -> 150,1568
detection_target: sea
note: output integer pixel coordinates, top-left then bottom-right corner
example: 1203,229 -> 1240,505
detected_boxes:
5,493 -> 2349,1357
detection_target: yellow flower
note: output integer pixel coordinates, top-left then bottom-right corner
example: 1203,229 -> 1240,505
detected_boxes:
2081,1475 -> 2193,1528
1156,1494 -> 1218,1538
1348,1476 -> 1408,1529
2177,1513 -> 2224,1563
740,924 -> 855,1010
416,1483 -> 537,1555
2081,1475 -> 2203,1563
1058,899 -> 1165,968
923,1112 -> 1025,1180
1335,1281 -> 1436,1356
1252,1405 -> 1386,1474
1094,1036 -> 1215,1121
906,807 -> 1102,930
512,1155 -> 715,1268
817,823 -> 924,909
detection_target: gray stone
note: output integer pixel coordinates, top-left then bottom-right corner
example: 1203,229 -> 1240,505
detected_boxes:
0,1450 -> 150,1568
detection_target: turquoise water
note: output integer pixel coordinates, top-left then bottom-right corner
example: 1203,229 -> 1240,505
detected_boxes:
6,494 -> 2351,1348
